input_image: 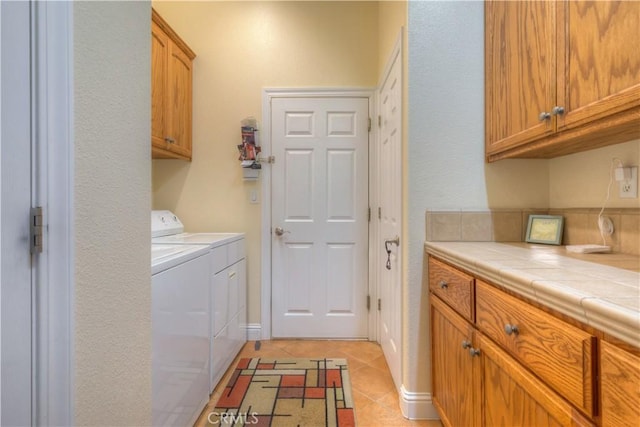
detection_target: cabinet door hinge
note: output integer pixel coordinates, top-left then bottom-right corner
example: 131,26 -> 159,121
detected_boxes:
378,115 -> 382,128
31,207 -> 43,254
368,118 -> 372,132
378,207 -> 382,220
377,298 -> 381,311
368,207 -> 371,222
367,295 -> 371,311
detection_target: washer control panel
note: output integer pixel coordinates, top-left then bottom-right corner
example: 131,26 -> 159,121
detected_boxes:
151,210 -> 184,237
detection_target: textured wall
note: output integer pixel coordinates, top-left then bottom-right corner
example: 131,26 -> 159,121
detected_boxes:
406,1 -> 549,395
73,2 -> 152,425
151,1 -> 379,326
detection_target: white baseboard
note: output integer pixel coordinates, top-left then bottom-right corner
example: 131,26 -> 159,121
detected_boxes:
399,385 -> 440,420
246,323 -> 262,341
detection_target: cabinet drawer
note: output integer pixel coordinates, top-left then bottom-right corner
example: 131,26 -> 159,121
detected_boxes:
475,280 -> 596,417
428,257 -> 474,321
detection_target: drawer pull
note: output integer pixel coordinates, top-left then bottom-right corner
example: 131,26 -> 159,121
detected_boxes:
469,348 -> 481,357
461,340 -> 472,350
504,324 -> 519,336
228,271 -> 237,279
438,280 -> 448,289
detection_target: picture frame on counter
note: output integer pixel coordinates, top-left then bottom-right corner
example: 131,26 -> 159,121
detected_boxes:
525,214 -> 564,245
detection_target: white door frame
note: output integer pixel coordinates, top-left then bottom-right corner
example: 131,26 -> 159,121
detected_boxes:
33,2 -> 74,424
260,88 -> 377,340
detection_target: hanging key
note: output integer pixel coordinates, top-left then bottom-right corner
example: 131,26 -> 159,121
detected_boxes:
384,236 -> 400,270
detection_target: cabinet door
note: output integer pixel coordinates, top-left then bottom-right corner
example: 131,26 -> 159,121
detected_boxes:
557,1 -> 640,131
151,21 -> 168,151
479,335 -> 594,427
600,341 -> 640,427
166,41 -> 193,159
485,0 -> 556,155
431,296 -> 480,427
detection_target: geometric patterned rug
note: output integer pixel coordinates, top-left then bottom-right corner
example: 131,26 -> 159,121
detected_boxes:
210,358 -> 356,426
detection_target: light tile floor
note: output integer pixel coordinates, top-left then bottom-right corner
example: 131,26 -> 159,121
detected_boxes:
195,340 -> 443,427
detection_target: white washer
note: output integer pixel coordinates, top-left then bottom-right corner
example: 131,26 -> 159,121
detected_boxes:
151,211 -> 247,392
151,234 -> 210,426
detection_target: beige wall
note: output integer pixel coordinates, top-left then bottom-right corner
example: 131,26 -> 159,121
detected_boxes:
549,139 -> 640,209
152,1 -> 379,325
74,1 -> 152,425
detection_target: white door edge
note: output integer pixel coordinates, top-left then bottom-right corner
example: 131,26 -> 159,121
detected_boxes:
33,2 -> 74,425
260,88 -> 376,341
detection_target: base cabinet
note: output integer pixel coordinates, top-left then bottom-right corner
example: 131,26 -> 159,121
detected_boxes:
600,341 -> 640,426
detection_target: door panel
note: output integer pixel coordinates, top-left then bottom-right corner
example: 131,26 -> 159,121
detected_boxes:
271,97 -> 368,338
1,1 -> 33,425
378,45 -> 402,387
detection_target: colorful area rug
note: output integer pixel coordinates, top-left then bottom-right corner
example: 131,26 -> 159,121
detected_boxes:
210,358 -> 356,426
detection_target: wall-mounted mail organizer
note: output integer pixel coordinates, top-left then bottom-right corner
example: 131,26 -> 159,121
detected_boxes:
237,117 -> 261,180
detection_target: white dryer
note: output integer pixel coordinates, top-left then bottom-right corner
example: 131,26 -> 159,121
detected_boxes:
151,236 -> 210,426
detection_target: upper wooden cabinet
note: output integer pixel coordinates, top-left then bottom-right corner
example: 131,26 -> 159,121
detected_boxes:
485,1 -> 640,161
152,9 -> 196,161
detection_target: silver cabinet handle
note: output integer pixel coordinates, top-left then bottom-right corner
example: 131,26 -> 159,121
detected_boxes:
469,348 -> 481,357
228,271 -> 236,279
461,340 -> 472,350
538,112 -> 551,121
165,137 -> 176,144
439,280 -> 448,289
274,227 -> 290,236
504,324 -> 519,336
552,106 -> 565,116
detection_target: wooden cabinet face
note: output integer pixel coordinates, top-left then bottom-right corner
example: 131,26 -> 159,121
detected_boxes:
151,22 -> 168,151
166,43 -> 193,158
431,297 -> 479,427
480,335 -> 595,427
558,1 -> 640,130
600,341 -> 640,427
485,0 -> 556,154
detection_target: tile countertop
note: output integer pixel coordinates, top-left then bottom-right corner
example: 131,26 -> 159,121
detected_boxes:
424,241 -> 640,348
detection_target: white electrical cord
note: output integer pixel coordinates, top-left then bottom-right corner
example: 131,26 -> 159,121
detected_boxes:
598,158 -> 623,246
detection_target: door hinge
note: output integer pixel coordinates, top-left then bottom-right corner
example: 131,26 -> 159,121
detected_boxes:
378,115 -> 382,128
377,298 -> 381,311
368,118 -> 372,132
367,295 -> 371,311
378,207 -> 382,220
30,207 -> 43,254
368,207 -> 371,222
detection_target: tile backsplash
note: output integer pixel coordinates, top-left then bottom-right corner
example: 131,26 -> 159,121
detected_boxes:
425,208 -> 640,255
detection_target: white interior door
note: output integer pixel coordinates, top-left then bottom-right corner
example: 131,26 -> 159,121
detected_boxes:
378,39 -> 402,388
1,1 -> 34,425
271,96 -> 369,338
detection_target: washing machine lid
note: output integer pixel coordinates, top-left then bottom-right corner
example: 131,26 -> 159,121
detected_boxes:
152,232 -> 243,247
151,244 -> 209,275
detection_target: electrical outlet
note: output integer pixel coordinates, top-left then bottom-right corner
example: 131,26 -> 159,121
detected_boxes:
619,166 -> 638,199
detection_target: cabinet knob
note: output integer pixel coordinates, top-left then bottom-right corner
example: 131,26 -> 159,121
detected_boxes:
461,340 -> 472,350
504,324 -> 519,336
552,106 -> 565,116
538,112 -> 551,121
165,137 -> 176,144
469,348 -> 481,357
438,280 -> 448,289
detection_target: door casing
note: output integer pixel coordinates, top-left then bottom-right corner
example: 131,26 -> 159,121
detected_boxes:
260,88 -> 378,340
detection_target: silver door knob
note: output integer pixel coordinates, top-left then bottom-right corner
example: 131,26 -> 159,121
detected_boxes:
552,106 -> 565,116
274,227 -> 289,236
538,112 -> 551,121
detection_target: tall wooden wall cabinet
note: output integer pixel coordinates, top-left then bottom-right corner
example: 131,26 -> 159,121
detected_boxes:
151,9 -> 196,161
485,1 -> 640,161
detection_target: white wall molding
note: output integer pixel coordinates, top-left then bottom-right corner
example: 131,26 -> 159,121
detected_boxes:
246,323 -> 262,341
399,385 -> 440,421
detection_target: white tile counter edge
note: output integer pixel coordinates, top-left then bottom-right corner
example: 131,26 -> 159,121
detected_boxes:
425,241 -> 640,349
